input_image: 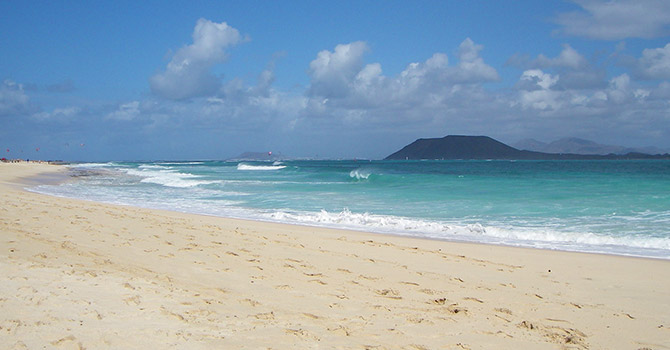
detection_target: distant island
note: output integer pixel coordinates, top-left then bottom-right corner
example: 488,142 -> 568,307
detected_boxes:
385,135 -> 670,160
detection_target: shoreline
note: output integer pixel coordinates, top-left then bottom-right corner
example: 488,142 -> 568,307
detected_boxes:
1,162 -> 669,349
28,162 -> 669,262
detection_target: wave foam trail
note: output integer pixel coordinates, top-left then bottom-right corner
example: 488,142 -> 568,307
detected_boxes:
68,162 -> 117,168
237,163 -> 286,171
124,168 -> 217,188
267,209 -> 482,235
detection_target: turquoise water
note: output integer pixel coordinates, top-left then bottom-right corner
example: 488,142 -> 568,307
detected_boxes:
32,160 -> 670,259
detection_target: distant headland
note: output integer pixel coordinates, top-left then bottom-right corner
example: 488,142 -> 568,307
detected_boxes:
385,135 -> 670,160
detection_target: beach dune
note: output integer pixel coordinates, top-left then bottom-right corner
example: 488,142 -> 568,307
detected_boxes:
1,162 -> 669,349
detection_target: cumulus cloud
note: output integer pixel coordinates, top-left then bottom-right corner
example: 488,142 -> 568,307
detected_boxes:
511,44 -> 605,90
307,41 -> 369,98
555,0 -> 670,40
517,69 -> 561,110
606,74 -> 632,104
150,19 -> 243,100
305,38 -> 498,113
0,79 -> 34,117
520,69 -> 559,90
635,43 -> 670,80
514,68 -> 645,112
394,39 -> 498,89
453,38 -> 499,82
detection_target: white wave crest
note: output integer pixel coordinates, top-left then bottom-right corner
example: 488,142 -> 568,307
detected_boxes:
237,163 -> 286,171
138,164 -> 170,170
157,161 -> 205,165
349,169 -> 371,180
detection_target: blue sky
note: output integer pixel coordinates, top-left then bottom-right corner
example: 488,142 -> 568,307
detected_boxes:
1,0 -> 669,161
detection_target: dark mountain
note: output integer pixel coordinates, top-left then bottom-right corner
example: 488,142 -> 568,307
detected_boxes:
385,135 -> 670,160
386,135 -> 537,160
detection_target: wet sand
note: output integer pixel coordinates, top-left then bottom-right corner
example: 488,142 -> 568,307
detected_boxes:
1,162 -> 669,349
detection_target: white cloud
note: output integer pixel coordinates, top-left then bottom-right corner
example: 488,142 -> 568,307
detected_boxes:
518,69 -> 561,110
607,74 -> 632,104
305,38 -> 498,114
307,41 -> 368,98
355,63 -> 383,87
520,69 -> 559,90
0,79 -> 33,117
534,44 -> 588,69
514,69 -> 648,112
635,43 -> 670,80
150,19 -> 243,100
106,101 -> 141,120
555,0 -> 670,40
453,38 -> 499,82
398,53 -> 449,89
513,44 -> 605,90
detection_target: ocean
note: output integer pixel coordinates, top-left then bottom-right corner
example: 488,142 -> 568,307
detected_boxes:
30,159 -> 670,259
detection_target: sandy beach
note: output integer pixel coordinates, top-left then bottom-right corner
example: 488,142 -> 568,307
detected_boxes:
1,162 -> 669,349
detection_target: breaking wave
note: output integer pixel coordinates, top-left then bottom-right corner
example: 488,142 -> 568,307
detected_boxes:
237,163 -> 286,171
349,168 -> 372,180
124,167 -> 218,188
263,209 -> 670,258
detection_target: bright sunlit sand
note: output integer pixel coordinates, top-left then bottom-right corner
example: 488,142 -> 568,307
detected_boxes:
1,162 -> 669,349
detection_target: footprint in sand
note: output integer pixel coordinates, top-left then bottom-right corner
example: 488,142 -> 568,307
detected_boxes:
463,297 -> 484,303
327,325 -> 352,336
375,289 -> 402,299
253,311 -> 275,320
239,298 -> 261,307
285,328 -> 320,341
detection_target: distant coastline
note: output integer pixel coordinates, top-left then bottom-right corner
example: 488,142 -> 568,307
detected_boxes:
386,135 -> 670,160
